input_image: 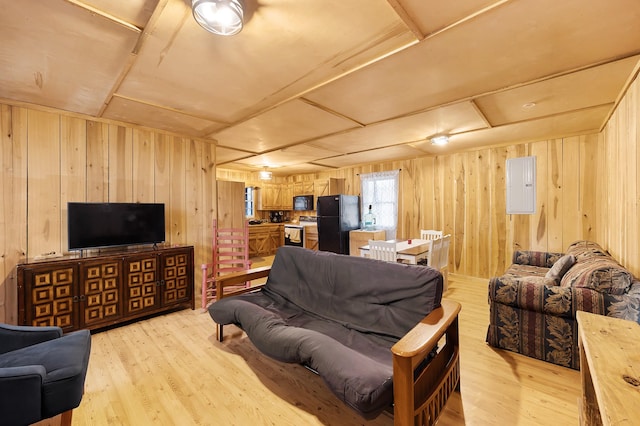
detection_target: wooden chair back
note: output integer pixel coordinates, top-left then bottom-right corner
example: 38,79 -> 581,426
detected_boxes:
201,219 -> 251,309
368,240 -> 397,262
420,229 -> 443,241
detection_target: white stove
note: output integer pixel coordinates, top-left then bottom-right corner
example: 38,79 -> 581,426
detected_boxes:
284,216 -> 317,247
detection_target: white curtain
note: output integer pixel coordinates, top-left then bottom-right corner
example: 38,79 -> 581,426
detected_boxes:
360,170 -> 400,240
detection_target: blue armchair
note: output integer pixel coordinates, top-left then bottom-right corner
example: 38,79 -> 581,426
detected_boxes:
0,324 -> 91,425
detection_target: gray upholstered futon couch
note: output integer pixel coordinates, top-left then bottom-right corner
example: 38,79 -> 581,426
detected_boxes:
208,246 -> 461,425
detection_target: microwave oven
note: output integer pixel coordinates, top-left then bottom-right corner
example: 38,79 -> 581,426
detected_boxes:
293,195 -> 314,211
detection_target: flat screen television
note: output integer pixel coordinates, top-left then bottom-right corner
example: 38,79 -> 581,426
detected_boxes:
68,202 -> 165,250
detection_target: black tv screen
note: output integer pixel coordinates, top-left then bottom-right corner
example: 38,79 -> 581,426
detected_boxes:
68,202 -> 166,250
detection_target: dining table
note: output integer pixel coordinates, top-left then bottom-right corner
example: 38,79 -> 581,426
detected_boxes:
359,238 -> 431,265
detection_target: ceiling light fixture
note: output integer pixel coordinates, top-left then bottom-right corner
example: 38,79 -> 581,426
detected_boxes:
259,167 -> 272,180
430,135 -> 449,146
192,0 -> 244,36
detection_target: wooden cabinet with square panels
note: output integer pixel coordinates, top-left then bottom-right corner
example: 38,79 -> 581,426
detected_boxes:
18,246 -> 194,332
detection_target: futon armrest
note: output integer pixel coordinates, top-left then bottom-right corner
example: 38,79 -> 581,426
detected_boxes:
391,299 -> 461,426
0,324 -> 63,354
391,299 -> 460,358
215,265 -> 272,301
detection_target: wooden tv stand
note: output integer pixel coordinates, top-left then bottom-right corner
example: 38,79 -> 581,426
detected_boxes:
17,245 -> 194,332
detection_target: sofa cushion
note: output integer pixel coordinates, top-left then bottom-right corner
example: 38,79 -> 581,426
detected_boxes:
504,264 -> 549,278
262,246 -> 443,340
545,255 -> 576,284
565,240 -> 610,260
513,250 -> 563,268
561,242 -> 634,295
561,259 -> 634,295
212,290 -> 396,418
519,276 -> 558,287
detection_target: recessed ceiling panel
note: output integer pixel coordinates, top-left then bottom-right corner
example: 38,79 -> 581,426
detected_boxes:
314,145 -> 426,168
116,0 -> 415,124
411,104 -> 612,155
0,0 -> 140,116
80,0 -> 159,28
306,0 -> 640,124
103,96 -> 226,136
306,102 -> 488,154
212,99 -> 359,152
235,143 -> 343,167
216,146 -> 255,165
396,0 -> 499,35
274,163 -> 335,175
475,56 -> 640,126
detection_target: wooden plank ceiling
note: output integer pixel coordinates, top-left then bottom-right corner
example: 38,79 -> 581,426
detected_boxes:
1,0 -> 639,176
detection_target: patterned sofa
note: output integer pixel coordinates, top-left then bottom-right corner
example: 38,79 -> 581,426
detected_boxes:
487,240 -> 640,369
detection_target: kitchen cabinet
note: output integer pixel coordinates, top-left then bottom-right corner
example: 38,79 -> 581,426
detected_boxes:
257,183 -> 283,210
257,183 -> 295,211
293,181 -> 314,197
281,183 -> 293,210
304,225 -> 319,251
349,229 -> 387,256
248,224 -> 283,256
256,179 -> 346,211
314,178 -> 345,200
17,246 -> 194,332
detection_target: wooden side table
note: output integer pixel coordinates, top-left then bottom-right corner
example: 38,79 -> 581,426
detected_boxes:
577,310 -> 640,425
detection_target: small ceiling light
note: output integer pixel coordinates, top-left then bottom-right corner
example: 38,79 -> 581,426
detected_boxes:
192,0 -> 244,36
259,167 -> 272,180
430,135 -> 449,146
522,102 -> 537,109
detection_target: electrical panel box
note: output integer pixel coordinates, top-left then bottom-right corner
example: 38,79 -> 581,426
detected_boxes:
506,156 -> 536,214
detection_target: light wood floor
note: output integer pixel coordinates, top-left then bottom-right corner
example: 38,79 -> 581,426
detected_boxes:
66,257 -> 580,425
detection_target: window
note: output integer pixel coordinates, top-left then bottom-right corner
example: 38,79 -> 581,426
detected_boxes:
360,170 -> 399,239
244,186 -> 255,217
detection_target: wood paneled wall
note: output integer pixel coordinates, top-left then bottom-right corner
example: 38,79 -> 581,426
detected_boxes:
598,72 -> 640,277
218,131 -> 610,280
288,137 -> 598,279
0,104 -> 216,323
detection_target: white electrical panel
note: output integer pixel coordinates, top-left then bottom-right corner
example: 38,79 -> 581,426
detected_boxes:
506,156 -> 536,214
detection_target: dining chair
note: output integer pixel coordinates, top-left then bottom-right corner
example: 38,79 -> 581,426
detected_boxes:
368,240 -> 398,262
426,237 -> 443,268
420,229 -> 443,240
438,234 -> 451,290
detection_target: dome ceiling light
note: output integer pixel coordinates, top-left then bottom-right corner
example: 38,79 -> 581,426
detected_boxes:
192,0 -> 244,36
259,166 -> 272,180
430,135 -> 449,146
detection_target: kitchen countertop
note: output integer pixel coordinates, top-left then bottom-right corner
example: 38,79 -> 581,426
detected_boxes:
284,222 -> 317,227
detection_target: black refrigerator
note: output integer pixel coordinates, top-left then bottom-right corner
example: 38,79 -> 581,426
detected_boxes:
317,194 -> 360,254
